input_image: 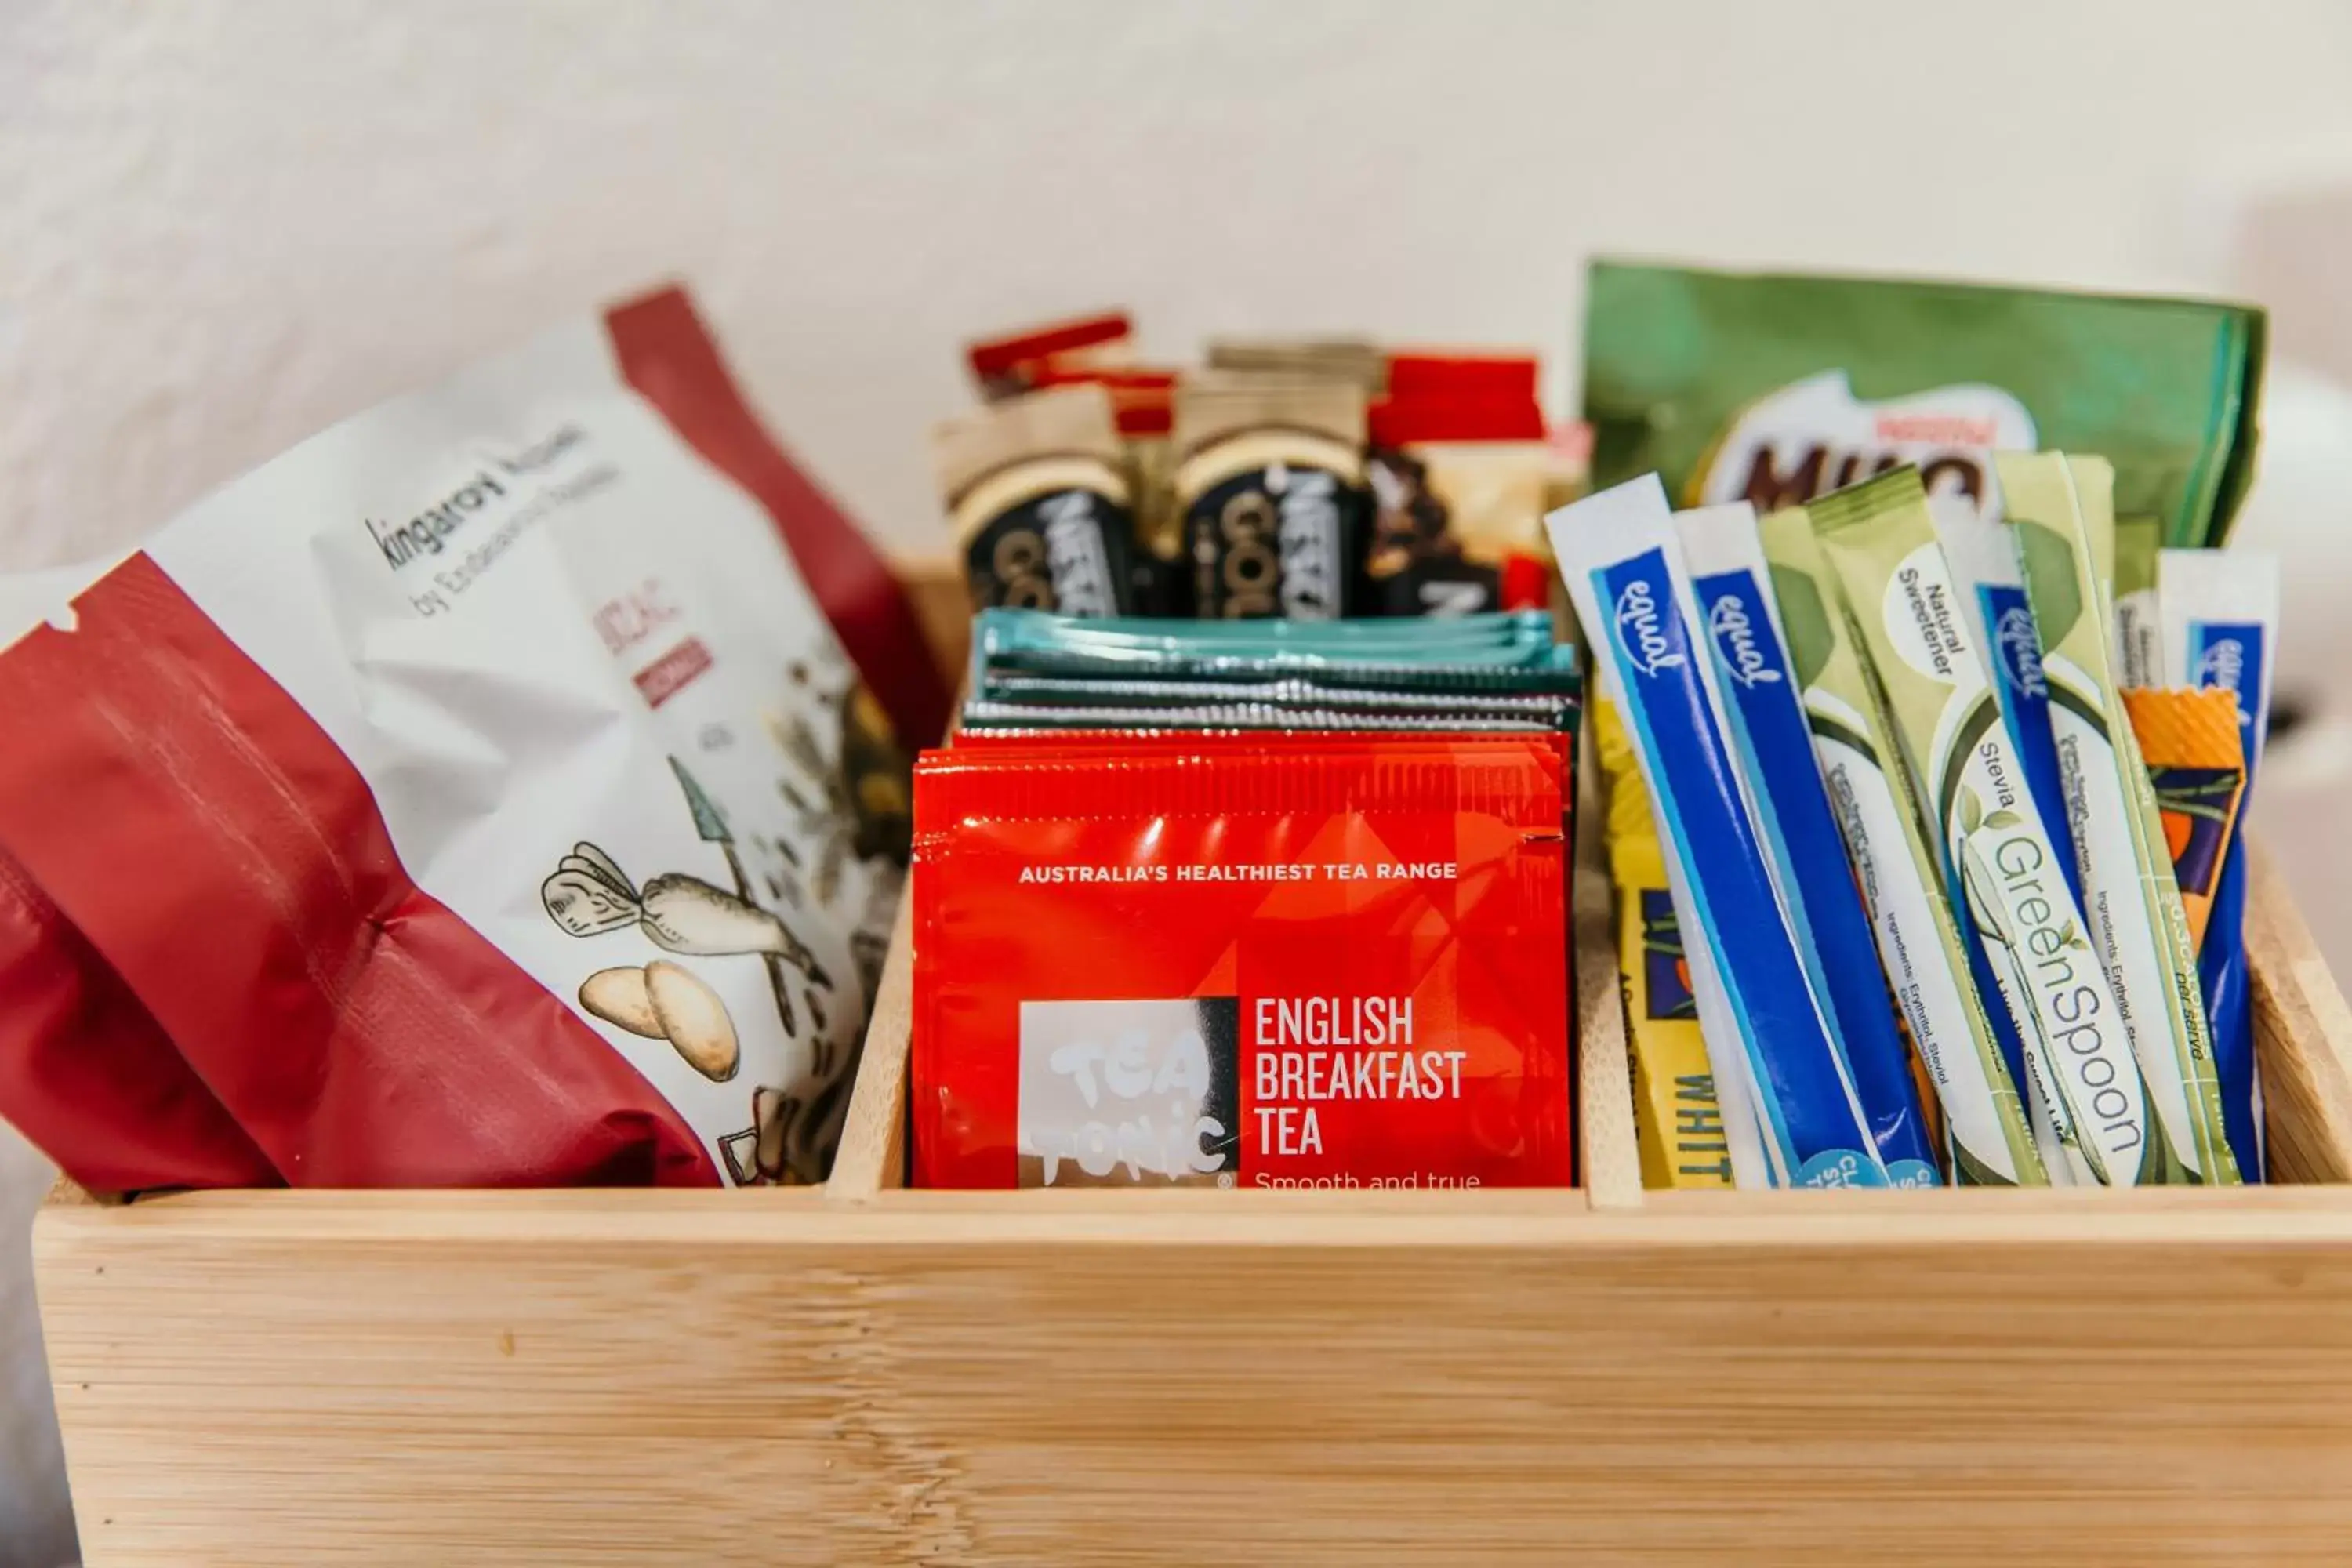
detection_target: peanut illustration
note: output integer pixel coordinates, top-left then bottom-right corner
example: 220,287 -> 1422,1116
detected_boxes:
645,959 -> 741,1082
578,967 -> 662,1038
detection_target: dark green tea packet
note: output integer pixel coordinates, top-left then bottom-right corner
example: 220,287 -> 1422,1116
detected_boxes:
977,671 -> 1575,720
960,700 -> 1570,734
964,604 -> 1581,742
1581,261 -> 2264,546
982,643 -> 1580,694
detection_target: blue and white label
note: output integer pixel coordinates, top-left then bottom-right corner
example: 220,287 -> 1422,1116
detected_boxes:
1706,593 -> 1784,690
1979,583 -> 2081,910
2190,620 -> 2266,767
1613,578 -> 1686,680
2188,616 -> 2270,1183
1991,599 -> 2048,699
1595,545 -> 1885,1189
1696,564 -> 1936,1185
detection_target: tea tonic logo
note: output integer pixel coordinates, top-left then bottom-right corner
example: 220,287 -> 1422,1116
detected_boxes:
1613,572 -> 1686,681
1017,998 -> 1239,1186
1706,589 -> 1782,689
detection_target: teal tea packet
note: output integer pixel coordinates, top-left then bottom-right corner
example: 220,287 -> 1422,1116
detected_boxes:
976,671 -> 1577,721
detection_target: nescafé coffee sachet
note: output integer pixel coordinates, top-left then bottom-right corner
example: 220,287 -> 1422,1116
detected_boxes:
1174,375 -> 1369,619
1029,364 -> 1185,614
911,736 -> 1571,1189
934,384 -> 1142,617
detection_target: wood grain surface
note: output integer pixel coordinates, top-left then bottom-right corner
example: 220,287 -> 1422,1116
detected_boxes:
1573,866 -> 1641,1207
2248,840 -> 2352,1183
38,1185 -> 2352,1566
826,896 -> 911,1198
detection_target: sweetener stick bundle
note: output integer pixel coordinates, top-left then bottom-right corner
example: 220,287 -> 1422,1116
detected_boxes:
1757,508 -> 2045,1185
1675,503 -> 1939,1185
1551,476 -> 1886,1188
2004,454 -> 2239,1185
1809,467 -> 2159,1186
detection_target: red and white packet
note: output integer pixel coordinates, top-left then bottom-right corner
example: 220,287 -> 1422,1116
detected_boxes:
0,286 -> 944,1190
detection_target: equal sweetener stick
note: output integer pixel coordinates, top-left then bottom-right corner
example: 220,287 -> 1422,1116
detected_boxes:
1758,507 -> 2045,1185
2161,546 -> 2279,1181
1573,499 -> 1791,1191
1551,476 -> 1886,1188
2004,453 -> 2238,1184
1677,503 -> 1939,1185
1930,493 -> 2083,910
1809,466 -> 2155,1185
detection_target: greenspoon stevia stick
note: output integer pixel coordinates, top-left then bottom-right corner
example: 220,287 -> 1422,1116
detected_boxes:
2001,452 -> 2238,1184
1809,466 -> 2162,1186
1757,507 -> 2044,1185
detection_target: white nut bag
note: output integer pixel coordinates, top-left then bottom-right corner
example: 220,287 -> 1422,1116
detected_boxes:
0,288 -> 941,1189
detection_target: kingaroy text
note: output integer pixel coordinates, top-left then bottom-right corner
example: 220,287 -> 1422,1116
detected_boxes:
365,426 -> 616,616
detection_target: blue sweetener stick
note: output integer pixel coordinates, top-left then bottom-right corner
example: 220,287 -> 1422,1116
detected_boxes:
1678,502 -> 1940,1187
1550,476 -> 1887,1189
2161,547 -> 2279,1182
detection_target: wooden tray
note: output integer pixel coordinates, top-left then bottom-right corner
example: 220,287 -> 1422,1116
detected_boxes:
35,572 -> 2352,1565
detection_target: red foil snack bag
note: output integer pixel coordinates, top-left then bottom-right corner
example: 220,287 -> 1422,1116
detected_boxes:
0,285 -> 923,1189
912,736 -> 1571,1189
0,848 -> 281,1192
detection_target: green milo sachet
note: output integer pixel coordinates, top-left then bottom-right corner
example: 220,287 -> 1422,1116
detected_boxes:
1581,262 -> 2265,547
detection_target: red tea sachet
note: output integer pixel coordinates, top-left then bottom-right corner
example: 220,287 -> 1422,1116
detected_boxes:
911,735 -> 1571,1189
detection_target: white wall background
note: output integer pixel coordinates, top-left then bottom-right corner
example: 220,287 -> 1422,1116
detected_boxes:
10,0 -> 2352,567
9,2 -> 2352,1561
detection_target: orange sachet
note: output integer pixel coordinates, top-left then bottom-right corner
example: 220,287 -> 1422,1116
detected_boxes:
2122,685 -> 2247,949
